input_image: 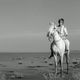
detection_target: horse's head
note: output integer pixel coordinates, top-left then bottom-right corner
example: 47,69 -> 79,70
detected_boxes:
49,21 -> 57,35
47,22 -> 57,42
48,22 -> 62,43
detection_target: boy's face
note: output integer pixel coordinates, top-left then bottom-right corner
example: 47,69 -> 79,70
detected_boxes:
60,21 -> 63,25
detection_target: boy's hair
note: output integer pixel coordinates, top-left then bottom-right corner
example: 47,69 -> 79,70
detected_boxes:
58,18 -> 64,24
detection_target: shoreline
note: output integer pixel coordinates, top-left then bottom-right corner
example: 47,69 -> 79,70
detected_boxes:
0,52 -> 79,80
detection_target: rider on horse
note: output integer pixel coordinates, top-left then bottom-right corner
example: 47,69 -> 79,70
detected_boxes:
57,18 -> 69,53
57,18 -> 68,40
47,18 -> 69,58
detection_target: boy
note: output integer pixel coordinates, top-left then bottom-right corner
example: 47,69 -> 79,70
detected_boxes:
57,18 -> 68,39
57,18 -> 69,52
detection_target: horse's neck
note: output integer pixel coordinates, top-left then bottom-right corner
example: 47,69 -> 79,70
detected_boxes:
54,31 -> 61,41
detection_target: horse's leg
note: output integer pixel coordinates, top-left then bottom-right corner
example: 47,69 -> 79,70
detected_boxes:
54,54 -> 57,76
65,50 -> 70,74
64,39 -> 70,74
60,55 -> 63,77
58,55 -> 61,66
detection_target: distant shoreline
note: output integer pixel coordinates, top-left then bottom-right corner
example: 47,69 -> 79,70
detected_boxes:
0,50 -> 79,53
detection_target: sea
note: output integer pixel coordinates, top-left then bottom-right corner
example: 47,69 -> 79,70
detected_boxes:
0,50 -> 80,80
0,50 -> 80,61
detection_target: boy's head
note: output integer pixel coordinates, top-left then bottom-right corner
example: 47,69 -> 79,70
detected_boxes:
58,18 -> 64,25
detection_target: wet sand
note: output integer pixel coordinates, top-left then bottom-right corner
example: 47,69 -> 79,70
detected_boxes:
0,51 -> 80,80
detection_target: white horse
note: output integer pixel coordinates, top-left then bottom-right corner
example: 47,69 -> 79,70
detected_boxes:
48,23 -> 70,76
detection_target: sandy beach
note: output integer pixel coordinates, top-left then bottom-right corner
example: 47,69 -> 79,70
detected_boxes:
0,51 -> 80,80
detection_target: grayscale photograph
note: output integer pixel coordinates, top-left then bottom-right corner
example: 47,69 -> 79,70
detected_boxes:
0,0 -> 80,80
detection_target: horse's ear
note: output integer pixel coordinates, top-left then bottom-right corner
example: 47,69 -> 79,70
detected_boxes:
49,21 -> 54,25
49,21 -> 52,25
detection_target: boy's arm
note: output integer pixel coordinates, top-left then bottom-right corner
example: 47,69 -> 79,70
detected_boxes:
46,31 -> 51,42
64,27 -> 68,36
46,31 -> 53,42
47,31 -> 49,37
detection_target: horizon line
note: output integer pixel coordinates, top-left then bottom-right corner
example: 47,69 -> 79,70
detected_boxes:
0,50 -> 79,53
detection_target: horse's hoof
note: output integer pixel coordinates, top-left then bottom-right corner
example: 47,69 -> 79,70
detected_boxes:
49,63 -> 53,65
72,61 -> 78,64
44,61 -> 48,63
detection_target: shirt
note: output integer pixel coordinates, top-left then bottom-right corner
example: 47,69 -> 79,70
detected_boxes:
57,25 -> 68,38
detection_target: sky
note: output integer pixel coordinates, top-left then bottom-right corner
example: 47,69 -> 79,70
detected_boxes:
0,0 -> 80,52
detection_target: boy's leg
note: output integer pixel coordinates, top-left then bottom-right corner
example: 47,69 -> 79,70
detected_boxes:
64,39 -> 69,52
49,42 -> 54,59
